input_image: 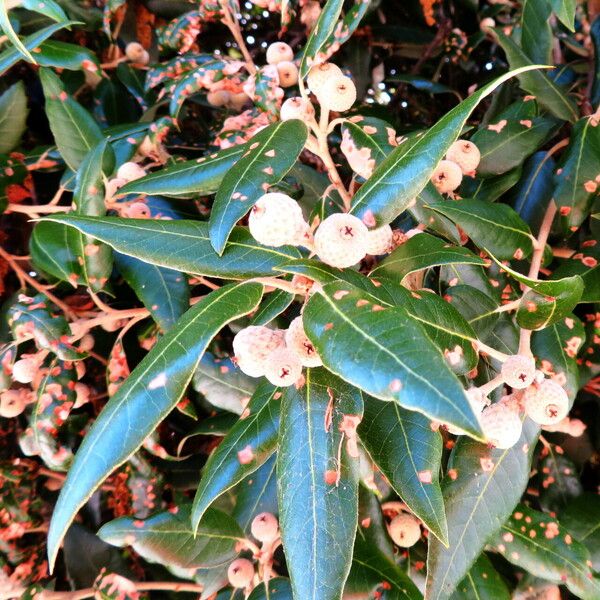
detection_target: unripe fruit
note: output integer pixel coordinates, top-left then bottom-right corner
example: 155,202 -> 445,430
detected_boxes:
117,162 -> 146,182
227,558 -> 254,588
276,61 -> 298,88
12,358 -> 37,384
285,316 -> 322,367
248,192 -> 307,247
365,225 -> 393,255
207,89 -> 231,107
266,41 -> 294,65
318,75 -> 356,112
263,348 -> 303,387
445,139 -> 481,174
388,513 -> 421,547
233,326 -> 285,377
0,390 -> 25,418
307,62 -> 342,95
125,42 -> 146,62
523,379 -> 569,426
431,160 -> 463,193
314,213 -> 368,268
125,202 -> 151,219
79,334 -> 95,352
480,17 -> 496,31
280,97 -> 315,121
480,401 -> 522,449
229,92 -> 249,111
250,512 -> 279,542
501,354 -> 536,389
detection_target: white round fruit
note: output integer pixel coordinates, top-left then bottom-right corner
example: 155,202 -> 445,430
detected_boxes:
233,326 -> 285,377
207,89 -> 231,107
276,61 -> 298,88
227,558 -> 254,588
501,354 -> 536,389
365,225 -> 393,255
317,75 -> 357,112
285,316 -> 322,367
430,159 -> 463,193
307,62 -> 343,95
266,42 -> 294,65
248,192 -> 307,247
388,513 -> 421,547
0,390 -> 25,418
116,162 -> 146,182
263,348 -> 303,387
12,358 -> 37,384
125,42 -> 146,62
280,97 -> 315,121
445,139 -> 481,174
250,512 -> 279,542
314,213 -> 368,268
480,401 -> 522,449
523,379 -> 569,426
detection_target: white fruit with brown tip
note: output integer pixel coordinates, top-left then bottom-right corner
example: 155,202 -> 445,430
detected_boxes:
248,192 -> 308,247
125,42 -> 145,62
280,97 -> 315,122
306,62 -> 342,95
276,61 -> 298,88
365,225 -> 393,255
250,512 -> 279,542
227,558 -> 254,588
480,401 -> 522,449
388,513 -> 421,547
431,159 -> 463,193
523,379 -> 569,425
318,75 -> 357,112
266,41 -> 294,65
314,213 -> 368,268
263,348 -> 303,387
285,316 -> 322,367
233,326 -> 285,377
445,139 -> 481,174
116,162 -> 146,182
501,354 -> 536,389
0,390 -> 25,418
12,358 -> 38,384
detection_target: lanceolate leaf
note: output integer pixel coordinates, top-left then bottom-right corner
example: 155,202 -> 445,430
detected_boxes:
33,41 -> 101,72
46,282 -> 264,571
191,382 -> 280,532
248,578 -> 293,600
549,0 -> 576,30
0,0 -> 35,63
359,397 -> 448,545
209,119 -> 308,254
348,66 -> 545,227
491,505 -> 600,599
277,369 -> 363,600
303,281 -> 483,438
426,419 -> 539,600
370,233 -> 486,281
521,0 -> 552,65
449,554 -> 510,600
561,493 -> 600,571
0,82 -> 28,154
426,199 -> 534,261
99,506 -> 242,570
39,68 -> 104,171
40,215 -> 302,279
250,288 -> 294,326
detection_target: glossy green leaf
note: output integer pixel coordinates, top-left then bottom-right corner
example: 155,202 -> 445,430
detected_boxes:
99,506 -> 242,570
445,284 -> 500,340
561,493 -> 600,571
491,505 -> 600,599
426,199 -> 534,260
426,419 -> 539,600
470,101 -> 558,177
303,281 -> 483,438
34,40 -> 100,72
299,0 -> 344,77
209,119 -> 308,254
278,369 -> 363,600
191,382 -> 280,532
449,554 -> 510,600
341,117 -> 396,175
0,0 -> 35,63
40,215 -> 302,279
348,66 -> 546,227
46,282 -> 264,572
538,451 -> 582,512
461,168 -> 522,203
0,82 -> 28,154
411,183 -> 461,243
370,233 -> 486,281
114,252 -> 190,331
248,578 -> 293,600
250,288 -> 294,326
22,0 -> 68,22
550,0 -> 576,30
521,0 -> 552,65
359,397 -> 448,544
39,68 -> 104,171
493,29 -> 578,122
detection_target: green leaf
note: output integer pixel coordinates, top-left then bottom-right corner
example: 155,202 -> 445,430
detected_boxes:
191,382 -> 280,532
209,120 -> 308,254
117,146 -> 246,198
426,419 -> 539,600
561,493 -> 600,571
445,284 -> 500,340
370,233 -> 486,281
449,554 -> 510,600
247,578 -> 293,600
114,252 -> 190,331
277,369 -> 363,600
538,451 -> 582,512
0,0 -> 35,63
348,66 -> 547,227
40,215 -> 302,279
470,101 -> 558,177
489,255 -> 584,330
553,117 -> 600,231
493,29 -> 578,122
461,168 -> 523,203
46,282 -> 263,572
341,117 -> 396,176
521,0 -> 552,65
549,0 -> 576,30
0,82 -> 28,154
39,68 -> 104,171
33,40 -> 100,72
303,281 -> 483,438
359,397 -> 448,545
426,199 -> 534,261
99,506 -> 242,570
411,183 -> 461,243
491,505 -> 600,599
22,0 -> 68,22
299,0 -> 344,77
250,288 -> 294,326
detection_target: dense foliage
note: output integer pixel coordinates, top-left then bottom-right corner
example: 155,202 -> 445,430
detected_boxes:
1,0 -> 600,598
